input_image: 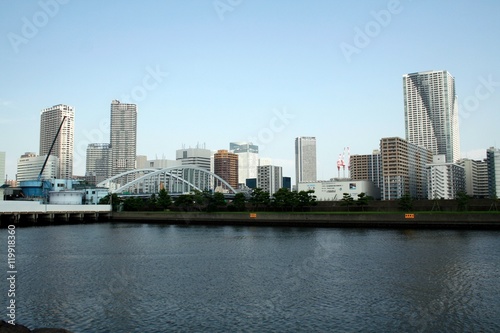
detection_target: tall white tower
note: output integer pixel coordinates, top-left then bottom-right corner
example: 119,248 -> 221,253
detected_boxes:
403,70 -> 460,162
39,104 -> 74,179
110,100 -> 137,179
295,136 -> 317,188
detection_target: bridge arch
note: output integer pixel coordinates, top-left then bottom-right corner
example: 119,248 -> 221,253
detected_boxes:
98,166 -> 238,195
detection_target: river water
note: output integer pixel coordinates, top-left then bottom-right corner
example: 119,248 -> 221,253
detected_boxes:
1,223 -> 499,332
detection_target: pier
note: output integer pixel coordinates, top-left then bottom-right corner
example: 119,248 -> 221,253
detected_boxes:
0,201 -> 111,226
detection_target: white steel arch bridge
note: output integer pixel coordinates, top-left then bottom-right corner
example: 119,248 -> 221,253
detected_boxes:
96,166 -> 238,195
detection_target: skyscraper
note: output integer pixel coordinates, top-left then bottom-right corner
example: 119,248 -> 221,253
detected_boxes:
39,104 -> 74,179
176,146 -> 212,171
295,137 -> 317,188
110,100 -> 137,179
86,143 -> 111,185
487,147 -> 500,198
213,149 -> 238,190
229,142 -> 259,185
403,70 -> 460,162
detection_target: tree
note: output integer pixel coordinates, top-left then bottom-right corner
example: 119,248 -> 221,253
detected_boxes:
157,188 -> 172,210
272,188 -> 293,211
398,194 -> 413,212
99,193 -> 120,212
356,192 -> 369,211
123,197 -> 144,211
297,190 -> 317,211
207,191 -> 226,212
249,188 -> 270,211
456,190 -> 469,211
340,193 -> 354,211
174,194 -> 195,212
229,192 -> 247,211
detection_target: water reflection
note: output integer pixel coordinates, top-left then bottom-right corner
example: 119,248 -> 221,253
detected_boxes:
0,224 -> 498,332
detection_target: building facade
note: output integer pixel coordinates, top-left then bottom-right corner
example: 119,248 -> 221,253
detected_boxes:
39,104 -> 74,179
380,137 -> 432,200
257,165 -> 283,195
350,150 -> 383,192
17,152 -> 59,182
426,155 -> 465,200
457,158 -> 489,198
230,142 -> 259,185
213,149 -> 238,189
297,180 -> 380,201
295,137 -> 317,188
176,147 -> 212,171
487,147 -> 500,198
85,143 -> 111,185
403,70 -> 460,162
110,100 -> 137,180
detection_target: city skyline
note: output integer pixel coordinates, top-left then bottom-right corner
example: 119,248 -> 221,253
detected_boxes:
1,1 -> 499,182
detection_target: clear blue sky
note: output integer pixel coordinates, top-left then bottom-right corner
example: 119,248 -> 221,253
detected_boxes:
1,0 -> 499,182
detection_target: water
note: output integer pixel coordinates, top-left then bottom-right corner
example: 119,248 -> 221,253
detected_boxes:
1,223 -> 499,332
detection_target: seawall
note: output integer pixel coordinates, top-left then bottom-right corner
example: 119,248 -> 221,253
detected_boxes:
111,212 -> 500,229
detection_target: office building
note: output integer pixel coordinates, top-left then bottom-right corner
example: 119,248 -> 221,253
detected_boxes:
213,149 -> 238,189
487,147 -> 500,198
257,165 -> 282,195
85,143 -> 111,185
426,155 -> 465,200
0,151 -> 5,184
17,152 -> 59,182
380,137 -> 432,200
403,70 -> 460,162
230,142 -> 259,185
176,146 -> 212,171
295,137 -> 317,187
39,104 -> 74,179
457,158 -> 489,198
110,100 -> 137,181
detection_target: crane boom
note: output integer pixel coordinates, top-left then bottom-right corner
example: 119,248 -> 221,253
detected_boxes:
38,116 -> 67,181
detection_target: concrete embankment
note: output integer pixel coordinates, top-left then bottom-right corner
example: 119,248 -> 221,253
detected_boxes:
112,212 -> 500,229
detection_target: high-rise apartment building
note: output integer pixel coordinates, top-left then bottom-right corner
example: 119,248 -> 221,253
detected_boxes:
110,100 -> 137,180
380,137 -> 432,200
350,150 -> 383,191
403,70 -> 460,162
295,137 -> 317,188
457,158 -> 489,198
39,104 -> 74,179
257,165 -> 283,195
0,151 -> 5,184
487,147 -> 500,198
85,143 -> 111,185
230,142 -> 259,185
426,155 -> 465,200
213,149 -> 238,189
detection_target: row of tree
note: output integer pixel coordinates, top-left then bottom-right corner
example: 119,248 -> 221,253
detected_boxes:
99,188 -> 318,212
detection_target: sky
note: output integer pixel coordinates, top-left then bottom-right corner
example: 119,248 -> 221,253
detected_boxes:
1,0 -> 499,183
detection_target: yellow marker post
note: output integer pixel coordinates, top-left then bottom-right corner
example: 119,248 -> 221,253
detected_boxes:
405,213 -> 415,219
250,213 -> 257,218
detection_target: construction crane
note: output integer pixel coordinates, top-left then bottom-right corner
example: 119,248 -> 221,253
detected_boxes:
38,116 -> 67,181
